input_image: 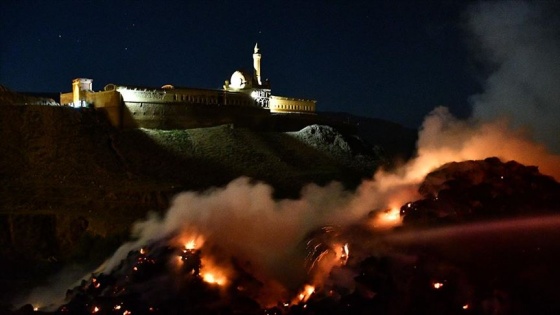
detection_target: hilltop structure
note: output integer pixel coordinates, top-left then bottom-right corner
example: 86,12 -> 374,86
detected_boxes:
60,44 -> 316,129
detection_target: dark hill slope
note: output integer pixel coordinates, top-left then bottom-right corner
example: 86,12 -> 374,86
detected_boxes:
320,112 -> 418,161
0,85 -> 56,105
0,104 -> 407,295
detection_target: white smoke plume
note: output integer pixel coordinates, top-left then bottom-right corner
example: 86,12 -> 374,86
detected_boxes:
97,107 -> 560,304
98,1 -> 560,298
18,0 -> 560,310
13,264 -> 95,311
468,0 -> 560,153
102,178 -> 404,294
408,106 -> 560,180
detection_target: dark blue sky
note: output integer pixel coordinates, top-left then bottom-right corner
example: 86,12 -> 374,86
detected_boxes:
0,0 -> 480,127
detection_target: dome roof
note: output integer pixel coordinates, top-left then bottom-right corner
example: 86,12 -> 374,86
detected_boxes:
229,70 -> 253,90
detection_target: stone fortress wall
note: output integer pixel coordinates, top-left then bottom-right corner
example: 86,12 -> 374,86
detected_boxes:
60,44 -> 316,129
270,96 -> 316,113
61,83 -> 273,129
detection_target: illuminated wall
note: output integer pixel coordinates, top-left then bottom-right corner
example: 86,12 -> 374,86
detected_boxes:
60,86 -> 122,126
59,91 -> 73,106
110,84 -> 264,128
269,96 -> 316,114
85,90 -> 122,127
60,41 -> 318,130
60,44 -> 317,129
103,84 -> 254,106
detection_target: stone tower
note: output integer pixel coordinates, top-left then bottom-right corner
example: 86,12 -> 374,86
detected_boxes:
72,78 -> 92,106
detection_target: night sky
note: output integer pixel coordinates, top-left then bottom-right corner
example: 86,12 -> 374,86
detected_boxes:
1,0 -> 482,128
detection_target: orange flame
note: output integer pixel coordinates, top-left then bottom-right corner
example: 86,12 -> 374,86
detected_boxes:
372,207 -> 402,229
200,257 -> 228,286
201,272 -> 226,286
174,233 -> 206,251
185,240 -> 197,250
295,284 -> 315,303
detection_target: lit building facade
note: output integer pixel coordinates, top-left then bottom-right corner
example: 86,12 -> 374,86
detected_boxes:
60,44 -> 316,129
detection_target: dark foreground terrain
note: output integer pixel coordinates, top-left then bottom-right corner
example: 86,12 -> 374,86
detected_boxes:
6,157 -> 560,314
0,103 -> 414,305
4,102 -> 559,314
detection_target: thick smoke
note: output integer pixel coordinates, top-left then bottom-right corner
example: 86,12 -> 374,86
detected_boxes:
410,106 -> 560,180
13,265 -> 94,311
19,1 -> 560,310
383,0 -> 560,184
99,5 -> 560,297
468,0 -> 560,153
96,106 -> 560,305
102,177 -> 410,295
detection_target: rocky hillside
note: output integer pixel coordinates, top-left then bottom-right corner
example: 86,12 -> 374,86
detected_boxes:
9,157 -> 560,314
0,103 -> 413,302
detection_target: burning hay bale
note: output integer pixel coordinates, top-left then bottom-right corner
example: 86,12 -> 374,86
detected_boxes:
54,239 -> 225,314
400,157 -> 560,225
10,157 -> 560,314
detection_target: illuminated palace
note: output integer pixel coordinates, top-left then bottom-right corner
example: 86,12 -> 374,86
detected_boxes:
60,44 -> 316,129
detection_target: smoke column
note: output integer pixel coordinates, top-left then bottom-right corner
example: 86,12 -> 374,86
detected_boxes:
468,0 -> 560,153
100,1 -> 560,298
410,106 -> 560,180
392,0 -> 560,182
18,0 -> 560,310
102,177 -> 413,291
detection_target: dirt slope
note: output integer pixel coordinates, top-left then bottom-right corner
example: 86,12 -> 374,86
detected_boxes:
0,104 -> 404,299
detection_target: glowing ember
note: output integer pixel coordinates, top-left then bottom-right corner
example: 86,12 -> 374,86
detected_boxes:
193,254 -> 228,286
202,272 -> 226,286
372,207 -> 402,229
185,240 -> 197,250
123,311 -> 132,315
463,304 -> 469,310
114,305 -> 122,310
432,282 -> 444,289
200,263 -> 227,285
33,306 -> 38,311
92,306 -> 100,313
177,234 -> 205,251
386,207 -> 400,220
340,243 -> 349,265
297,284 -> 315,303
140,248 -> 146,255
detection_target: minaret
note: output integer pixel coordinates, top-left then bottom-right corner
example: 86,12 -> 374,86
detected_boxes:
253,43 -> 262,86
